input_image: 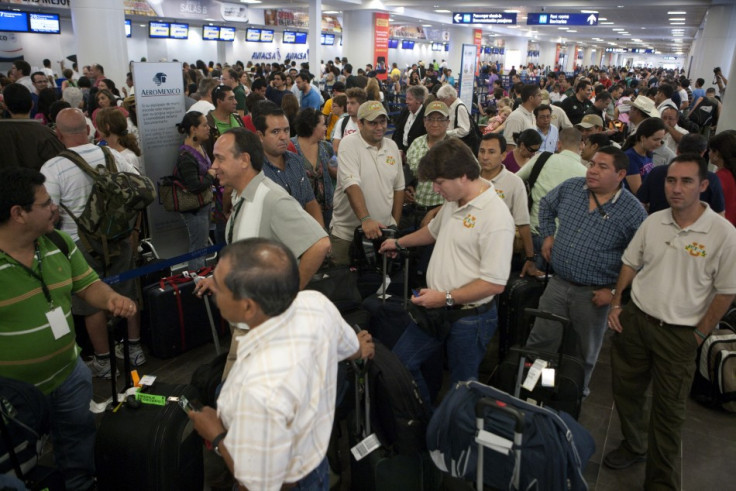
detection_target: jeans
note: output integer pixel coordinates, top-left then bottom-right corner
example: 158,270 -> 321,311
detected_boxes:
181,205 -> 211,271
525,276 -> 610,393
46,357 -> 96,491
393,303 -> 498,407
232,457 -> 329,491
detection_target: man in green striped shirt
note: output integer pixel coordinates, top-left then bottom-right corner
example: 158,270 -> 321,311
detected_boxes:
0,167 -> 139,491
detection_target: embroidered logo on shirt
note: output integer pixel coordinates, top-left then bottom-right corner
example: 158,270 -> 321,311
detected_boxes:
685,242 -> 706,258
463,214 -> 477,228
495,188 -> 505,199
386,156 -> 396,166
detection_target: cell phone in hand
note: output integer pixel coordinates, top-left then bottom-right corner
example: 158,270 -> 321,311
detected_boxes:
178,395 -> 202,413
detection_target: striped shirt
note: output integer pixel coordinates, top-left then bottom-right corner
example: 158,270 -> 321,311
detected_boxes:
538,177 -> 647,286
217,291 -> 359,490
0,232 -> 98,393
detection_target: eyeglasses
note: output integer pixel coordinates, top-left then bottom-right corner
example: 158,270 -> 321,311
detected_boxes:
525,145 -> 541,153
426,117 -> 449,123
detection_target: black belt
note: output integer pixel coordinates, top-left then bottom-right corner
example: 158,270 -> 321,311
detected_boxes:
445,302 -> 494,322
635,305 -> 692,329
407,203 -> 441,213
564,278 -> 613,289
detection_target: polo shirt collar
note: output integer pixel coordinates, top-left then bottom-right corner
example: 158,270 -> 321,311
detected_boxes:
660,202 -> 714,233
582,181 -> 624,204
457,179 -> 494,211
358,133 -> 384,151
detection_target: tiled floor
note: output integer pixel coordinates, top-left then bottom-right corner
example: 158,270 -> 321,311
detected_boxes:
86,326 -> 736,490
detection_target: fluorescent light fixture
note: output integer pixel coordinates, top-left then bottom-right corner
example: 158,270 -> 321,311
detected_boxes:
507,25 -> 520,29
612,28 -> 625,31
558,27 -> 569,30
668,11 -> 686,15
567,30 -> 578,33
670,22 -> 685,25
581,10 -> 598,14
504,10 -> 520,13
599,17 -> 607,21
324,11 -> 340,14
239,0 -> 261,3
669,18 -> 685,21
600,22 -> 614,25
434,9 -> 451,13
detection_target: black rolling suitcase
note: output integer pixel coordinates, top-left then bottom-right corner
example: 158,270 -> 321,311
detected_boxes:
94,382 -> 204,491
496,274 -> 548,360
95,319 -> 204,491
142,268 -> 226,358
491,309 -> 585,419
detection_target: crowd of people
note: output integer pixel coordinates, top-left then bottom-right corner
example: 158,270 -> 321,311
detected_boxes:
1,53 -> 734,491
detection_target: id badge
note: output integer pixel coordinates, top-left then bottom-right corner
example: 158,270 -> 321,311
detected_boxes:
46,306 -> 70,340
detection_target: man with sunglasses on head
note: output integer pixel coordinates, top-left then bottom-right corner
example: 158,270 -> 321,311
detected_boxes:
329,101 -> 404,265
525,146 -> 647,396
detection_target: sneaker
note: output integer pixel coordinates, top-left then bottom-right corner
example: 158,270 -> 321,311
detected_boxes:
88,356 -> 119,379
603,446 -> 647,470
114,343 -> 146,367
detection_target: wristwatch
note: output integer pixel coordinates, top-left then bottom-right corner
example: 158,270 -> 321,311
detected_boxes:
212,431 -> 227,457
445,290 -> 455,307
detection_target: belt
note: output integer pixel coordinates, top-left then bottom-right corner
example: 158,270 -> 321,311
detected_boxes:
564,278 -> 613,289
635,305 -> 692,329
445,302 -> 494,321
408,203 -> 441,213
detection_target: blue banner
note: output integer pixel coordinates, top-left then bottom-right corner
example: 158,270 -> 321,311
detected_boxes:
527,13 -> 598,26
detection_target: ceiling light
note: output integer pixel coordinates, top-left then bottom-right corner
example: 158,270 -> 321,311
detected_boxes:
581,10 -> 598,14
600,22 -> 614,25
641,27 -> 646,30
422,24 -> 432,27
324,11 -> 340,14
669,18 -> 686,21
139,24 -> 146,27
670,22 -> 685,25
239,0 -> 261,3
617,5 -> 624,8
567,30 -> 578,33
599,17 -> 607,21
434,9 -> 451,13
668,11 -> 686,15
613,28 -> 625,31
504,10 -> 520,13
507,25 -> 520,29
558,27 -> 569,30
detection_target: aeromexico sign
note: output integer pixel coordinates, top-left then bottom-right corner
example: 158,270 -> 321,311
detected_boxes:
251,48 -> 309,61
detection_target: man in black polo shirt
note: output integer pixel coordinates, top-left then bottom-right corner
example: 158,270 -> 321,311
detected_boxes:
560,79 -> 594,125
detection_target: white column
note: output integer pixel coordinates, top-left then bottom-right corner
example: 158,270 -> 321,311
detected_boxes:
71,0 -> 128,87
584,47 -> 594,67
688,4 -> 736,92
504,36 -> 527,74
538,41 -> 556,71
564,45 -> 577,72
716,46 -> 736,133
308,0 -> 321,77
448,26 -> 474,76
342,10 -> 375,68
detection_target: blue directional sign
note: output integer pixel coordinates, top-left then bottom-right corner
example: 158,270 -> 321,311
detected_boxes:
452,12 -> 517,25
527,13 -> 598,26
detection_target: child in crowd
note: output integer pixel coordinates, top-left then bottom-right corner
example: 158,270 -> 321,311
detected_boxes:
483,106 -> 512,134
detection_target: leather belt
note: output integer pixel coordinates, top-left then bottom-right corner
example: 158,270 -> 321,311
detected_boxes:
635,305 -> 692,329
445,302 -> 494,322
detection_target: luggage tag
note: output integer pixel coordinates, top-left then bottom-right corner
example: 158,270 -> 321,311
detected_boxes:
376,277 -> 392,300
350,433 -> 381,461
47,306 -> 70,340
541,368 -> 556,387
475,429 -> 513,455
522,359 -> 548,391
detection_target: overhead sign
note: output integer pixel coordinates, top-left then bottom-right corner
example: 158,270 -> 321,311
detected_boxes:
453,12 -> 517,25
527,13 -> 598,26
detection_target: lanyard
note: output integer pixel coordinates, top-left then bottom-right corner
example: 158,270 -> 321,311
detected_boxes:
0,242 -> 54,306
589,190 -> 610,220
227,197 -> 245,244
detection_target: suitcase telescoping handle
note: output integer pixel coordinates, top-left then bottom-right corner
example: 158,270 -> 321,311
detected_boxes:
475,398 -> 524,491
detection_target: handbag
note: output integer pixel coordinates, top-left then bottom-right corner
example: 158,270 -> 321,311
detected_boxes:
158,176 -> 213,212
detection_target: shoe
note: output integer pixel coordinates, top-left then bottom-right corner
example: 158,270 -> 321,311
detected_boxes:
88,356 -> 119,379
603,446 -> 646,470
114,343 -> 147,367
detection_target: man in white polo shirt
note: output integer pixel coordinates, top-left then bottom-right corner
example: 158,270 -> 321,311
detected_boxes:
329,101 -> 405,265
605,154 -> 736,489
379,138 -> 514,406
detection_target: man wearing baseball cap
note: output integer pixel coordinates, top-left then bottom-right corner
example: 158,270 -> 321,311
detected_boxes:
576,114 -> 605,138
404,100 -> 451,228
329,101 -> 405,265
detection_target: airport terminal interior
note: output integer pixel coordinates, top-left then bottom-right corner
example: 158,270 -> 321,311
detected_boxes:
2,0 -> 735,490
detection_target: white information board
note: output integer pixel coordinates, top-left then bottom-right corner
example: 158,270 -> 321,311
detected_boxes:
458,44 -> 478,110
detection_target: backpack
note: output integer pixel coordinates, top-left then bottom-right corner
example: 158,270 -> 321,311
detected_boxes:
688,97 -> 717,128
339,115 -> 350,137
0,377 -> 52,477
58,147 -> 155,270
691,312 -> 736,412
454,103 -> 482,154
525,151 -> 554,211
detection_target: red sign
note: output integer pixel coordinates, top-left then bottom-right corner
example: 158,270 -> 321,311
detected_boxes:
374,13 -> 389,81
473,29 -> 482,75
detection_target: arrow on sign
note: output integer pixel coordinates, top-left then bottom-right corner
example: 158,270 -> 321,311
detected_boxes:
587,14 -> 597,25
454,13 -> 463,23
